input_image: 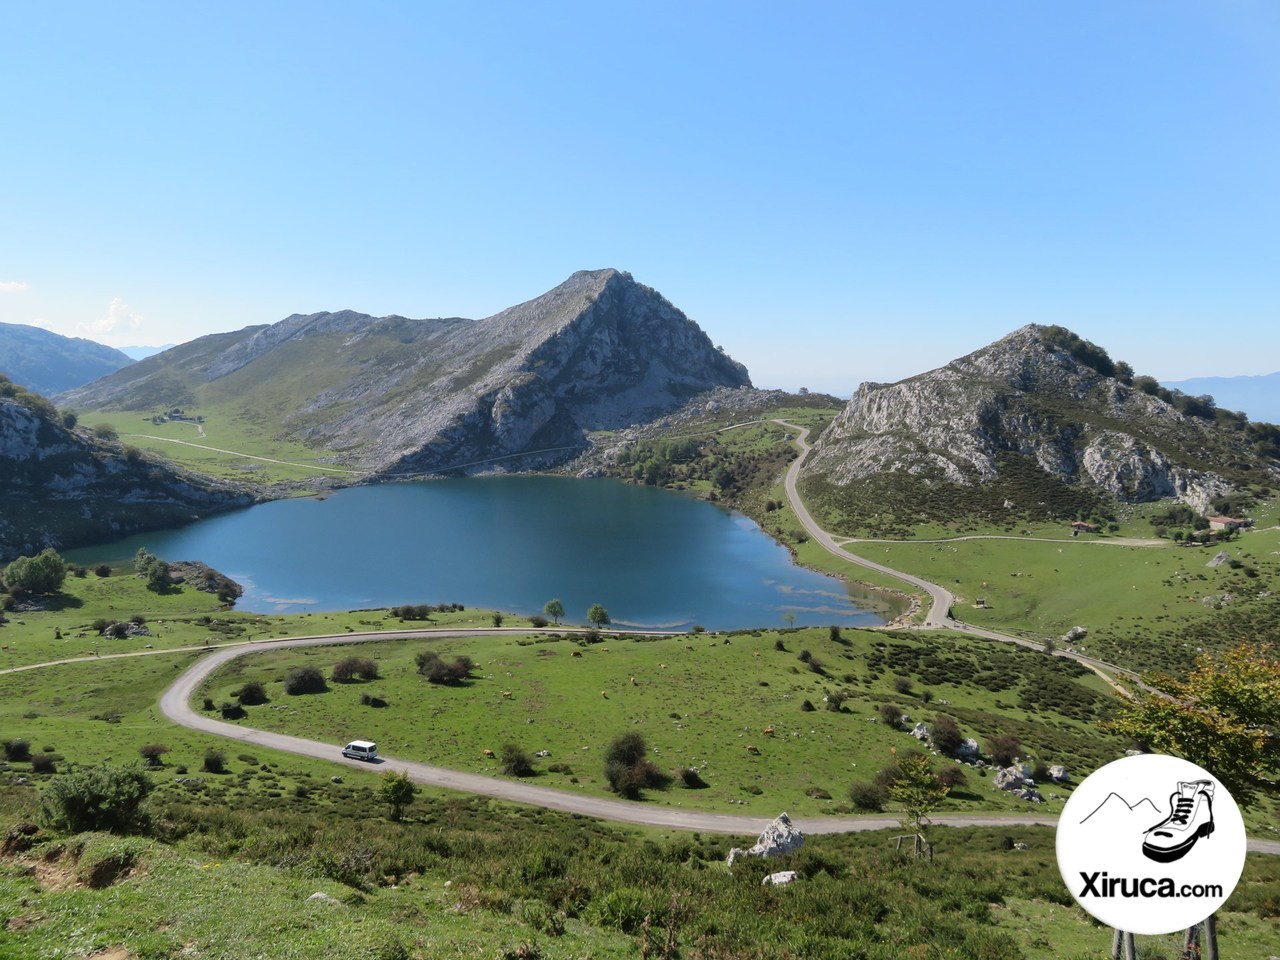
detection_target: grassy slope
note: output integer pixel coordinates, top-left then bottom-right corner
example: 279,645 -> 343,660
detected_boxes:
190,627 -> 1127,821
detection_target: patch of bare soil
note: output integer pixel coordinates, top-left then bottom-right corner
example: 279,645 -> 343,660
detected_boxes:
77,947 -> 136,960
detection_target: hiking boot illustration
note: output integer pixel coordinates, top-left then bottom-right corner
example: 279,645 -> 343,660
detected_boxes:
1142,780 -> 1214,863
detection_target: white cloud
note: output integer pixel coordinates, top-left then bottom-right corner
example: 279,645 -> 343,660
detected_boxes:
0,281 -> 30,293
79,297 -> 144,337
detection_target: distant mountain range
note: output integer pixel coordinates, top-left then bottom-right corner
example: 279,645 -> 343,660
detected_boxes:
0,322 -> 134,395
60,269 -> 751,475
1163,372 -> 1280,426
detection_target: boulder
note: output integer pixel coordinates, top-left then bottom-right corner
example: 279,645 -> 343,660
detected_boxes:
1063,625 -> 1088,642
726,812 -> 805,865
1207,550 -> 1231,568
910,722 -> 930,741
307,892 -> 339,905
1048,764 -> 1070,783
762,871 -> 798,886
994,765 -> 1033,792
955,738 -> 980,759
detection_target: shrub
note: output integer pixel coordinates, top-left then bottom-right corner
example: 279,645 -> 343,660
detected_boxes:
878,703 -> 902,729
138,744 -> 170,767
931,714 -> 964,755
39,764 -> 153,833
499,743 -> 535,777
94,563 -> 112,577
987,734 -> 1021,767
283,666 -> 327,695
3,739 -> 31,762
203,750 -> 227,774
30,755 -> 56,774
893,675 -> 914,695
848,781 -> 888,811
415,651 -> 473,685
236,681 -> 268,705
800,699 -> 816,712
332,656 -> 379,682
603,733 -> 670,799
220,702 -> 246,720
202,697 -> 215,711
679,767 -> 708,789
937,767 -> 968,790
528,615 -> 549,628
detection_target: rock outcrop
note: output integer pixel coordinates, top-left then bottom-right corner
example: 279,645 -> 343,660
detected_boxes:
726,812 -> 805,865
0,392 -> 254,561
804,324 -> 1273,514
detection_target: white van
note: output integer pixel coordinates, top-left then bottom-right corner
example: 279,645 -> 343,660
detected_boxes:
341,740 -> 378,761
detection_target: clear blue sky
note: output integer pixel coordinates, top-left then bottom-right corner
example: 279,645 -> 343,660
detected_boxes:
2,1 -> 1277,395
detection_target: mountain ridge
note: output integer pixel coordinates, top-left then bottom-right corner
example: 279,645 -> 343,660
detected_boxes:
803,324 -> 1279,531
0,322 -> 135,395
60,269 -> 751,476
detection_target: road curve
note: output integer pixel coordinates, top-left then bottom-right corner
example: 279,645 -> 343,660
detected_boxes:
153,627 -> 1280,855
773,420 -> 1148,691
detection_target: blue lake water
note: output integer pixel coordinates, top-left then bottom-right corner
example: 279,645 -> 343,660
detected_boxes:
68,477 -> 900,630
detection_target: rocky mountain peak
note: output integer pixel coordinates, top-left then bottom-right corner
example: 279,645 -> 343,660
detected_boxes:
805,325 -> 1270,514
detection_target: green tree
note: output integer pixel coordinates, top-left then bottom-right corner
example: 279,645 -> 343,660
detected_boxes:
587,604 -> 610,628
888,751 -> 949,859
1107,642 -> 1279,955
491,612 -> 504,628
39,763 -> 153,833
543,598 -> 564,625
377,769 -> 417,821
1107,642 -> 1279,809
3,548 -> 67,595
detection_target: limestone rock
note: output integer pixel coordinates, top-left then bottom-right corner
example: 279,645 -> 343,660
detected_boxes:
910,722 -> 930,741
1063,626 -> 1088,642
1207,551 -> 1231,568
1048,765 -> 1070,783
802,324 -> 1271,514
762,870 -> 798,886
307,892 -> 340,905
726,812 -> 805,865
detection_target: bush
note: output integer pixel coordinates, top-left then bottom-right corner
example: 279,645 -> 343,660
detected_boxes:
283,666 -> 327,695
848,781 -> 888,811
603,733 -> 670,799
236,681 -> 268,705
203,750 -> 227,774
94,563 -> 112,577
937,767 -> 968,790
528,615 -> 549,629
931,714 -> 964,755
30,755 -> 56,774
39,764 -> 153,833
415,651 -> 473,685
138,744 -> 170,767
499,743 -> 535,777
3,739 -> 31,762
332,656 -> 379,682
800,699 -> 816,712
878,703 -> 902,729
893,675 -> 914,695
679,767 -> 708,789
987,734 -> 1021,767
202,697 -> 215,711
220,702 -> 246,720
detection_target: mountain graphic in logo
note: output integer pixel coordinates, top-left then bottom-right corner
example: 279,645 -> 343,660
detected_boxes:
1079,792 -> 1161,827
1078,783 -> 1216,864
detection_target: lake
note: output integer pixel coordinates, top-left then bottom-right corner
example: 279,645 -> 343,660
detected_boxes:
68,476 -> 902,630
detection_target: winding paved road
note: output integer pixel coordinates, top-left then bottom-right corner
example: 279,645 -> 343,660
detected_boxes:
773,420 -> 1148,690
141,627 -> 1279,855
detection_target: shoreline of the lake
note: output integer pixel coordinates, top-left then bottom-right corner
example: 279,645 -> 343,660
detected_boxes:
65,475 -> 905,630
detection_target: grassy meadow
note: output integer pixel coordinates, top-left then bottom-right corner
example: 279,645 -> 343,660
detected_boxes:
190,625 -> 1128,821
